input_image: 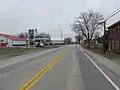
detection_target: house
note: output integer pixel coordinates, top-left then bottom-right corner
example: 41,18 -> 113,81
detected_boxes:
83,39 -> 98,48
107,20 -> 120,53
0,33 -> 26,47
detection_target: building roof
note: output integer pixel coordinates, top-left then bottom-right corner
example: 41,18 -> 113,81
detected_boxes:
0,33 -> 26,41
108,20 -> 120,29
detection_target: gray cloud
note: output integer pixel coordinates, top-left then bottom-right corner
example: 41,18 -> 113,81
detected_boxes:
0,0 -> 119,39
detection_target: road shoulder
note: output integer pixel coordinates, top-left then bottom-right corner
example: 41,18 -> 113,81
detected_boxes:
78,45 -> 120,89
83,47 -> 120,76
67,47 -> 84,90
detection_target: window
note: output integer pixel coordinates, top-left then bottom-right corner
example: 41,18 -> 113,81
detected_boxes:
110,28 -> 112,35
109,29 -> 111,34
109,41 -> 111,51
0,40 -> 4,43
111,28 -> 113,34
118,26 -> 119,30
118,25 -> 120,34
116,41 -> 119,52
116,26 -> 118,33
112,40 -> 114,51
114,27 -> 116,33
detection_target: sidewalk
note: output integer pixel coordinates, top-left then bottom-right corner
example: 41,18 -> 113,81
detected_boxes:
82,47 -> 120,77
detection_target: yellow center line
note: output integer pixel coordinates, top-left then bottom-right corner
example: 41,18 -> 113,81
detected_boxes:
20,52 -> 64,90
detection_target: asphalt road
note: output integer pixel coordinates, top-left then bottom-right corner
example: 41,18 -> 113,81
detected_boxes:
0,45 -> 119,90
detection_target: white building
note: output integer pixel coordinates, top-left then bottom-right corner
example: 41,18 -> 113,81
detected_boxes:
0,33 -> 26,47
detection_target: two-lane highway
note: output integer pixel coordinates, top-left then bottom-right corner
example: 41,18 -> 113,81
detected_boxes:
0,45 -> 119,90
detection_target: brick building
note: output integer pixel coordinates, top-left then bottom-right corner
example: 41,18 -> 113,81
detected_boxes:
107,20 -> 120,53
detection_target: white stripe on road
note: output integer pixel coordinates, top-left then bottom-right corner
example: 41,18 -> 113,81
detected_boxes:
77,45 -> 120,90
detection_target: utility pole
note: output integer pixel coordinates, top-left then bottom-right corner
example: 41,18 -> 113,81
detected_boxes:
61,30 -> 63,44
103,21 -> 106,53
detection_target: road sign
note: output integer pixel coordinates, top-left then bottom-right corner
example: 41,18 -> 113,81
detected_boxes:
29,29 -> 34,39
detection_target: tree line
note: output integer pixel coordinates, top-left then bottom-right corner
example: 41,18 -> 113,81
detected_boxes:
15,32 -> 51,40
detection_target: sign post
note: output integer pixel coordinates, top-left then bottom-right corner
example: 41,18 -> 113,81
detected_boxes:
28,29 -> 34,46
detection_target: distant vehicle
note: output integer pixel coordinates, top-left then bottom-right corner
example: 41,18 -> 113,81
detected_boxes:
34,38 -> 50,47
51,40 -> 64,45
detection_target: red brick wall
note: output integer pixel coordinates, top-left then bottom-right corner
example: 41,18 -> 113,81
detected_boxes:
107,23 -> 120,53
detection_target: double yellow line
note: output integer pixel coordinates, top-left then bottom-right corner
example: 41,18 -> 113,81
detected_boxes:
20,52 -> 63,90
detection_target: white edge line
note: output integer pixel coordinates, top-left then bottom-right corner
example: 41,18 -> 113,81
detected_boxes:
77,45 -> 120,90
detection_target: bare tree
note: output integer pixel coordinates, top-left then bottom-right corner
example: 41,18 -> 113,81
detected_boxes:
64,37 -> 72,44
16,32 -> 26,38
94,31 -> 101,40
75,34 -> 84,44
16,32 -> 28,38
35,32 -> 51,40
72,10 -> 104,48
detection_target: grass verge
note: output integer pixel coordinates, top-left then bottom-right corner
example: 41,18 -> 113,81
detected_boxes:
83,45 -> 120,64
0,47 -> 44,60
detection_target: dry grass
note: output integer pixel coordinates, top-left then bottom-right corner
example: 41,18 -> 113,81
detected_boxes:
0,47 -> 43,59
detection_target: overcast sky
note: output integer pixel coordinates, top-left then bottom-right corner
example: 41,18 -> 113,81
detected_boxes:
0,0 -> 120,39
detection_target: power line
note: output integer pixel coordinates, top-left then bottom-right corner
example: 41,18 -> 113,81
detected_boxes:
61,30 -> 63,44
106,8 -> 120,19
105,8 -> 120,21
